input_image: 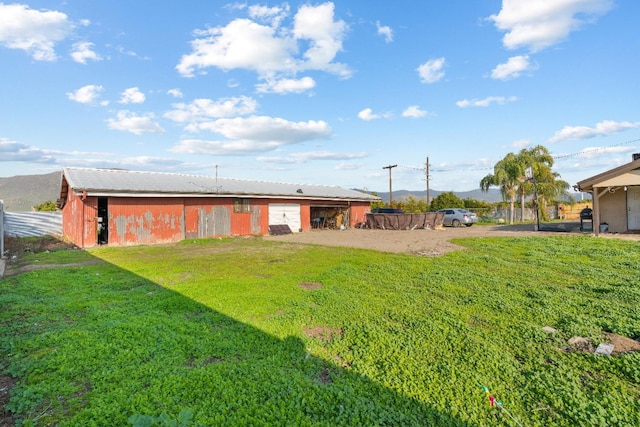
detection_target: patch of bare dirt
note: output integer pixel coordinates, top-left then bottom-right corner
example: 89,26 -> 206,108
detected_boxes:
0,374 -> 16,427
3,261 -> 104,277
562,333 -> 640,355
303,326 -> 343,343
265,223 -> 583,255
1,236 -> 102,278
299,282 -> 323,290
4,235 -> 77,256
605,332 -> 640,355
316,367 -> 333,384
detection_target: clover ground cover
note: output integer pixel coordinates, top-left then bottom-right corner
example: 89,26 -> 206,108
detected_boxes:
1,235 -> 639,426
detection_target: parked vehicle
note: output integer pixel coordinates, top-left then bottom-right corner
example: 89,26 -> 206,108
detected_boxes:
436,208 -> 478,227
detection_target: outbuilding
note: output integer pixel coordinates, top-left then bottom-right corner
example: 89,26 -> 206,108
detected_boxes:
575,154 -> 640,235
57,167 -> 379,248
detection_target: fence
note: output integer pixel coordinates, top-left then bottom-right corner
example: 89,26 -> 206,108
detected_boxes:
2,210 -> 62,239
0,200 -> 4,257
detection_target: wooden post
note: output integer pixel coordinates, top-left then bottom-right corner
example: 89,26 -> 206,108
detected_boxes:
382,164 -> 397,205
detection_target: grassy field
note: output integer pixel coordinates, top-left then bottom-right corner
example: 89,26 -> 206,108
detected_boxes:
1,235 -> 640,426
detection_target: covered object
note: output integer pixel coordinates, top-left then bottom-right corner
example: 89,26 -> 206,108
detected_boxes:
57,167 -> 379,248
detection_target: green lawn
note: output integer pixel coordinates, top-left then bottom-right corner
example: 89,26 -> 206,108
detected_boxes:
1,235 -> 640,426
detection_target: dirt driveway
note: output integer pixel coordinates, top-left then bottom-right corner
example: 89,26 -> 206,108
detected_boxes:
264,222 -> 612,256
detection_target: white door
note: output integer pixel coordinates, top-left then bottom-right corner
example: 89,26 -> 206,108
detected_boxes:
269,203 -> 301,232
628,187 -> 640,230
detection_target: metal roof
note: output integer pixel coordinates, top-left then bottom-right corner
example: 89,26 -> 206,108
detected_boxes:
61,167 -> 380,202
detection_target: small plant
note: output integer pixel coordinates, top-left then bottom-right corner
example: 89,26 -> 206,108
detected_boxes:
1,236 -> 639,426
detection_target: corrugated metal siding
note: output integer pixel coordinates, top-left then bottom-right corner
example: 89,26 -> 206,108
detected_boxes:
62,191 -> 85,247
349,203 -> 371,227
250,205 -> 263,234
109,198 -> 184,247
61,194 -> 372,247
4,211 -> 62,238
83,197 -> 98,248
184,199 -> 232,238
0,200 -> 4,256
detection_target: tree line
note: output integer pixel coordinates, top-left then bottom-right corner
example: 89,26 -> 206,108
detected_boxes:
372,145 -> 571,223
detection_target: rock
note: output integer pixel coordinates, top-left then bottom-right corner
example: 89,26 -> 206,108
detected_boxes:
568,336 -> 592,351
542,326 -> 557,334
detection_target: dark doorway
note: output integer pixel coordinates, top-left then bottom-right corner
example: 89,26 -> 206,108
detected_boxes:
98,197 -> 108,245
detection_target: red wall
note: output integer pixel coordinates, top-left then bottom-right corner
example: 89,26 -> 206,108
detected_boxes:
61,191 -> 97,248
63,194 -> 372,248
109,198 -> 185,246
349,203 -> 371,227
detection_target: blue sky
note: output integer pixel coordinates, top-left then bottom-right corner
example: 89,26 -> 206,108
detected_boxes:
1,0 -> 639,193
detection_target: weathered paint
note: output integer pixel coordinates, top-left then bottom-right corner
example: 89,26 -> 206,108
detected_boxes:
250,205 -> 262,234
62,192 -> 372,248
348,203 -> 371,227
61,190 -> 98,248
109,198 -> 184,247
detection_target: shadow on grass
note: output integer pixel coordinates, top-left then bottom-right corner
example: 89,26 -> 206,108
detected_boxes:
0,243 -> 472,426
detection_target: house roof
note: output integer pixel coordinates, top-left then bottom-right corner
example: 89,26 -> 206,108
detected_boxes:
60,167 -> 380,202
576,158 -> 640,192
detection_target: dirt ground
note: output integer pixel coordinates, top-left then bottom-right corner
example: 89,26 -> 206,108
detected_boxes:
265,222 -> 640,256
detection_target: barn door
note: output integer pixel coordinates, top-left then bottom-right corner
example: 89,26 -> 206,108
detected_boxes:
268,203 -> 301,232
627,187 -> 640,230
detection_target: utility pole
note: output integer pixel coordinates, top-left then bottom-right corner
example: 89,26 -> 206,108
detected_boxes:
425,156 -> 430,205
382,164 -> 397,205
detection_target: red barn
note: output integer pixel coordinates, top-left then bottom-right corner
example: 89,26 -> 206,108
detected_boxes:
57,167 -> 379,248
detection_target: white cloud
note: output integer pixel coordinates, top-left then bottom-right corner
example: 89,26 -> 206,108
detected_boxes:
255,76 -> 316,94
258,150 -> 368,164
491,55 -> 535,80
417,57 -> 445,84
119,87 -> 146,104
456,96 -> 517,108
248,4 -> 289,27
402,105 -> 428,118
191,116 -> 331,142
376,21 -> 393,43
171,116 -> 331,155
114,45 -> 149,60
70,41 -> 101,64
292,3 -> 349,76
0,138 -> 54,163
0,3 -> 74,61
167,88 -> 183,98
549,120 -> 640,143
358,108 -> 378,121
107,111 -> 165,135
164,96 -> 258,123
67,84 -> 104,104
176,2 -> 350,80
489,0 -> 613,52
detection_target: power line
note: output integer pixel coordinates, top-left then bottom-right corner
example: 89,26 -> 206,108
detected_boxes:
398,137 -> 640,175
551,137 -> 640,160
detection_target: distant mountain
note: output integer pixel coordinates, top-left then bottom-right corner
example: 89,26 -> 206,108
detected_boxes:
0,172 -> 61,211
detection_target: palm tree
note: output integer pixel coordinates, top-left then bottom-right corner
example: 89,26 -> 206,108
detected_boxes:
519,145 -> 570,220
483,145 -> 570,224
480,152 -> 521,224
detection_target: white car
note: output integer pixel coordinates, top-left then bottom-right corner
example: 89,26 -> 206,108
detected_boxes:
437,209 -> 478,227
